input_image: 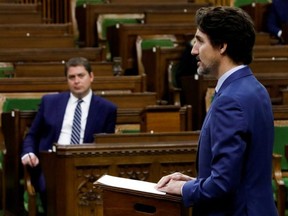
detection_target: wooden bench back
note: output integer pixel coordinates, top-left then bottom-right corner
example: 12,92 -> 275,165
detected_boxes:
0,47 -> 106,62
0,75 -> 146,93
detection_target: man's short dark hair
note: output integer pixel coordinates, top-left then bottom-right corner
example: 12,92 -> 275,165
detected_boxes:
64,57 -> 92,76
195,6 -> 255,65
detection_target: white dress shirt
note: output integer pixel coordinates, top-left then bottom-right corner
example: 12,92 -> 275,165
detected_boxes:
57,90 -> 92,145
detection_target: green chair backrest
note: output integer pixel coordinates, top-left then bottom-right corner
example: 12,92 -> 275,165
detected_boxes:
2,98 -> 41,112
273,126 -> 288,170
141,38 -> 175,50
234,0 -> 269,7
97,14 -> 144,60
97,14 -> 144,40
76,0 -> 105,6
0,62 -> 14,78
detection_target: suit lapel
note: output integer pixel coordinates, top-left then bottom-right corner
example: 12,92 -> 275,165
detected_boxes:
83,94 -> 100,142
55,93 -> 70,139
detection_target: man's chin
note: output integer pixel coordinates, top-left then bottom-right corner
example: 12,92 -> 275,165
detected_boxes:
72,91 -> 83,98
197,69 -> 206,76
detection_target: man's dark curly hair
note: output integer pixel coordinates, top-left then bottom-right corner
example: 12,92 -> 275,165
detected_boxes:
195,6 -> 255,65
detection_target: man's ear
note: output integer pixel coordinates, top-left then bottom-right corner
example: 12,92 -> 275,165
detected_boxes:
90,72 -> 94,80
219,43 -> 227,54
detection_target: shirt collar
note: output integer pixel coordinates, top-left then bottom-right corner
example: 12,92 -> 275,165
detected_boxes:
215,65 -> 246,93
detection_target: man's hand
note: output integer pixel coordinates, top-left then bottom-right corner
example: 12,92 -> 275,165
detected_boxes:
155,172 -> 195,195
21,153 -> 39,167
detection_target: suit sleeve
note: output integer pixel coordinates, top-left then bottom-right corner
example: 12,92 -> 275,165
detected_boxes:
182,95 -> 247,207
21,98 -> 46,156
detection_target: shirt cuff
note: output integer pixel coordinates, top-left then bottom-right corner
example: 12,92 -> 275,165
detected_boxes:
278,30 -> 282,38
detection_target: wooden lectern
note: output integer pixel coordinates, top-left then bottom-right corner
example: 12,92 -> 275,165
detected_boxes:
96,183 -> 190,216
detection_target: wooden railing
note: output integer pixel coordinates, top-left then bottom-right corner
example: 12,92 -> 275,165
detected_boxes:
16,0 -> 72,24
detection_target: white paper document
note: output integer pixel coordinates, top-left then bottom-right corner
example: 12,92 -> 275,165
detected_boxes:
96,174 -> 166,195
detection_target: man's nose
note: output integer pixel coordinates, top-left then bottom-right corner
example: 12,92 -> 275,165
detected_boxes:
191,45 -> 198,56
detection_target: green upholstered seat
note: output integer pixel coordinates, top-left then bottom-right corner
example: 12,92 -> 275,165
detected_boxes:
0,62 -> 14,78
235,0 -> 269,7
273,125 -> 288,215
274,126 -> 288,169
76,0 -> 105,7
116,124 -> 140,134
2,98 -> 41,112
140,38 -> 175,50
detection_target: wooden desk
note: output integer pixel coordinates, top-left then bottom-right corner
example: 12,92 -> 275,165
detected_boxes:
41,134 -> 198,216
2,108 -> 198,216
97,183 -> 189,216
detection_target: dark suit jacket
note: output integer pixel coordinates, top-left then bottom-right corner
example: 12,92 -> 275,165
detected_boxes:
22,91 -> 117,155
182,67 -> 278,215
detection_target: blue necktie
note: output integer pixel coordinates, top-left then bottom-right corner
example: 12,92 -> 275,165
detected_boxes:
71,99 -> 83,144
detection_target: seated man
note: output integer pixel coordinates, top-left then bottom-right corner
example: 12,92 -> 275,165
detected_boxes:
21,57 -> 117,213
267,0 -> 288,44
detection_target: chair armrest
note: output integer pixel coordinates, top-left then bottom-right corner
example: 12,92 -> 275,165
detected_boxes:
169,87 -> 181,106
23,165 -> 37,216
272,153 -> 287,216
272,153 -> 285,185
23,165 -> 36,196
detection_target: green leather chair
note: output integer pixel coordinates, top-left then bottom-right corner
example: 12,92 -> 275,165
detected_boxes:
76,0 -> 105,7
0,62 -> 14,78
2,98 -> 41,112
97,14 -> 144,60
272,124 -> 288,216
136,34 -> 177,76
2,98 -> 42,216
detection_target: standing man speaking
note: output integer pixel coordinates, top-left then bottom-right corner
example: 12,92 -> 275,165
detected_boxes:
156,6 -> 278,216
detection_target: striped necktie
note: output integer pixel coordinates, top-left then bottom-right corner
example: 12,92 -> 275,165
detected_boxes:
70,99 -> 83,144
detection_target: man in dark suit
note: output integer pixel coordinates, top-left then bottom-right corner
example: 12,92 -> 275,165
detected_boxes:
156,6 -> 278,216
267,0 -> 288,44
21,57 -> 117,212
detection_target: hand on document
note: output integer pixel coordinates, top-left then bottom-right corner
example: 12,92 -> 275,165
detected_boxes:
155,172 -> 195,196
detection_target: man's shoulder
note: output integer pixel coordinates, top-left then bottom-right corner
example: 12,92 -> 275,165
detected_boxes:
91,94 -> 117,109
41,92 -> 69,104
42,92 -> 69,99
